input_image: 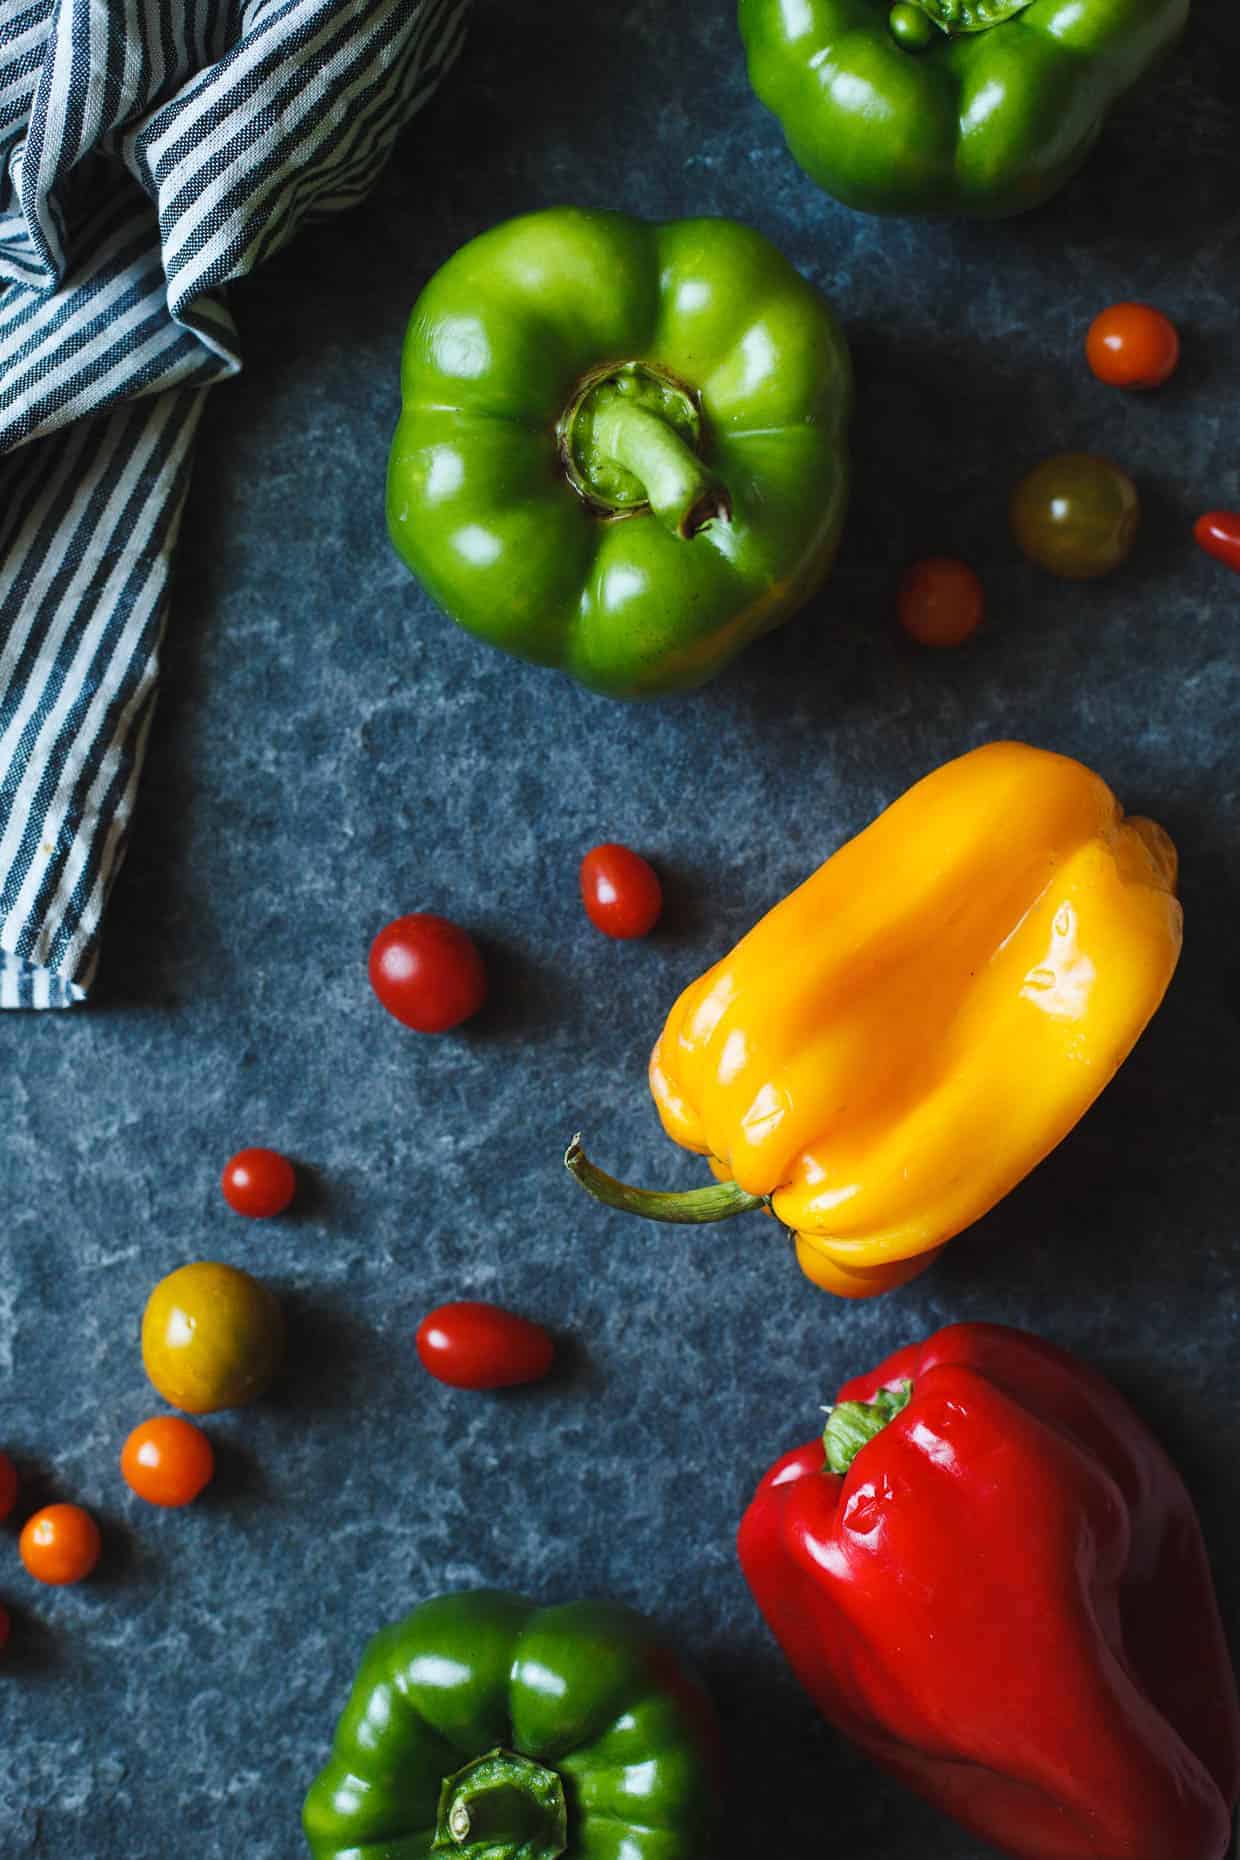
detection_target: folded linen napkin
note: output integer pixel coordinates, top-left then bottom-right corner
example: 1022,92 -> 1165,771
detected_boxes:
0,0 -> 470,1007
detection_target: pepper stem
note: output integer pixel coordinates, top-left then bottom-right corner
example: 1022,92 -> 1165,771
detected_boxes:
589,398 -> 730,538
431,1748 -> 566,1860
888,3 -> 938,49
888,0 -> 1035,36
565,1135 -> 766,1224
557,360 -> 731,539
823,1381 -> 913,1475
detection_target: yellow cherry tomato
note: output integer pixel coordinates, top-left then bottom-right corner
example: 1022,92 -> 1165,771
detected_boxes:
141,1262 -> 284,1413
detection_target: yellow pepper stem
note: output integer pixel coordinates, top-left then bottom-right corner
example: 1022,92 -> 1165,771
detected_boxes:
564,1135 -> 766,1225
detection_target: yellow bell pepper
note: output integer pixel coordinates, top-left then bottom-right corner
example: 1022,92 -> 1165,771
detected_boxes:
567,742 -> 1181,1297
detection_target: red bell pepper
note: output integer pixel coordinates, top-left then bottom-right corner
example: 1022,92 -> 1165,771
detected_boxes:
738,1323 -> 1239,1860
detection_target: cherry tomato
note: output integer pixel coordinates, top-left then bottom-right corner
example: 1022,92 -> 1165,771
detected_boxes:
221,1146 -> 296,1218
416,1301 -> 555,1390
0,1450 -> 17,1520
369,913 -> 487,1032
1010,453 -> 1140,580
0,1603 -> 10,1652
141,1261 -> 285,1413
896,557 -> 984,648
1194,511 -> 1240,574
121,1417 -> 215,1507
1086,303 -> 1180,389
19,1504 -> 101,1586
580,843 -> 662,939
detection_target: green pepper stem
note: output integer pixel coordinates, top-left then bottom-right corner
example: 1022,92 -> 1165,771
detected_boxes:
431,1749 -> 566,1860
823,1381 -> 913,1475
588,400 -> 731,539
888,2 -> 938,49
565,1134 -> 766,1224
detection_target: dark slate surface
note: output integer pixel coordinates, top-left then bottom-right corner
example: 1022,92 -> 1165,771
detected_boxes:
2,3 -> 1239,1855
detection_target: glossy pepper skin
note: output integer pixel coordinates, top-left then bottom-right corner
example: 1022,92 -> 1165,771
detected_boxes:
387,209 -> 851,699
569,743 -> 1181,1296
302,1589 -> 721,1860
738,1322 -> 1240,1860
738,0 -> 1190,219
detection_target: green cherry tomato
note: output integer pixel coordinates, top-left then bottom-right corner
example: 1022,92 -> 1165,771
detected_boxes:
889,3 -> 936,50
1010,453 -> 1140,581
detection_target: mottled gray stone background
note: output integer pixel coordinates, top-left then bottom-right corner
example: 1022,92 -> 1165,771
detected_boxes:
2,3 -> 1238,1855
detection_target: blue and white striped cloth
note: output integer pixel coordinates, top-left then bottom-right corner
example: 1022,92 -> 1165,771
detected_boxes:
0,0 -> 469,1007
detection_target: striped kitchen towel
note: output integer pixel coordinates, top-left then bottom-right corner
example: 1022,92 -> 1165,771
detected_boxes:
0,0 -> 470,1007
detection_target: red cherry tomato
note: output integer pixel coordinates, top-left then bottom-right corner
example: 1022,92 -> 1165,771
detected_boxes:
121,1417 -> 215,1507
369,914 -> 487,1032
19,1504 -> 101,1586
0,1603 -> 10,1652
1085,303 -> 1180,389
896,557 -> 984,648
0,1450 -> 17,1520
1194,511 -> 1240,574
416,1301 -> 555,1390
579,844 -> 662,939
221,1147 -> 296,1218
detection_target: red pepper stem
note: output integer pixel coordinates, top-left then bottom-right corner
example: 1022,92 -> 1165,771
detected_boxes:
823,1381 -> 913,1475
565,1135 -> 767,1225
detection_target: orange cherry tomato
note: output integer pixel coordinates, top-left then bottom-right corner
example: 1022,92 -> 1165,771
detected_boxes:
121,1417 -> 215,1508
1085,303 -> 1180,389
897,557 -> 985,648
0,1450 -> 18,1520
580,843 -> 663,938
19,1504 -> 102,1586
221,1146 -> 296,1218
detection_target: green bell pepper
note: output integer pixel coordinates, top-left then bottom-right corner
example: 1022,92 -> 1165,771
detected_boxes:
387,209 -> 851,699
302,1589 -> 722,1859
738,0 -> 1190,218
